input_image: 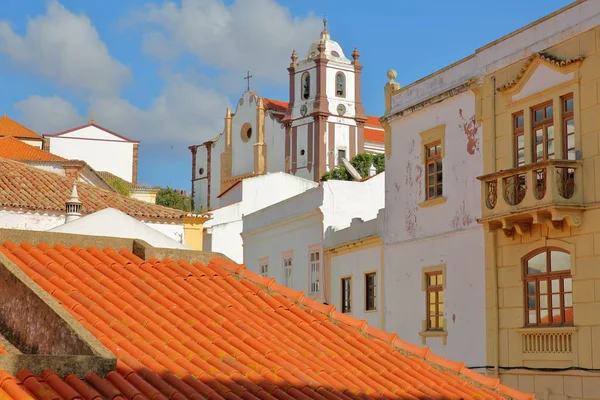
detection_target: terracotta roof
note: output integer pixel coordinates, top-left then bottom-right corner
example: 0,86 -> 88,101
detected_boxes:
0,116 -> 43,140
0,137 -> 65,161
0,158 -> 186,222
365,116 -> 382,128
97,170 -> 157,192
262,99 -> 288,112
0,241 -> 532,400
365,128 -> 384,144
45,122 -> 140,144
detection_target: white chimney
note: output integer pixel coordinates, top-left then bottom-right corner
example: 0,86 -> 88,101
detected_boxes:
65,183 -> 82,223
369,163 -> 377,177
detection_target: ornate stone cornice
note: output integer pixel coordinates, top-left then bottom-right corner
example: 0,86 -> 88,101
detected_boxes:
382,81 -> 471,124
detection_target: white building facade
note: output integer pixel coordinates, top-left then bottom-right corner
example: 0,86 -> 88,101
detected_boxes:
242,173 -> 385,304
203,172 -> 319,263
382,77 -> 486,369
324,210 -> 384,329
44,122 -> 139,185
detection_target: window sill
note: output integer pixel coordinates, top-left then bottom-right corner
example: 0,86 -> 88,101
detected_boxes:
364,309 -> 378,314
418,197 -> 447,209
419,329 -> 448,345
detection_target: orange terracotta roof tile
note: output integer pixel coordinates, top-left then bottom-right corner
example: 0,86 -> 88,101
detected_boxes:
0,116 -> 43,140
365,116 -> 382,128
262,98 -> 288,112
0,137 -> 65,161
0,241 -> 533,400
0,158 -> 186,222
364,127 -> 384,143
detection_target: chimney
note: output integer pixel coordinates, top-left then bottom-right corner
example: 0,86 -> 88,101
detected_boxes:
369,163 -> 376,177
132,143 -> 139,186
65,183 -> 82,223
63,161 -> 84,180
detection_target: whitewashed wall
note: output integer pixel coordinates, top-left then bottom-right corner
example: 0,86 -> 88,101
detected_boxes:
264,113 -> 285,174
384,227 -> 485,367
230,93 -> 257,177
384,89 -> 485,367
243,173 -> 385,300
21,139 -> 43,148
330,246 -> 382,327
48,126 -> 135,182
204,173 -> 318,263
0,210 -> 64,231
0,209 -> 184,244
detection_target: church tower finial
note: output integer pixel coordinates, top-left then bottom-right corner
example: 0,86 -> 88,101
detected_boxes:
323,15 -> 327,32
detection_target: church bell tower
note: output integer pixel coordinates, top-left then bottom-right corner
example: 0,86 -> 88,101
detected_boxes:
281,18 -> 367,182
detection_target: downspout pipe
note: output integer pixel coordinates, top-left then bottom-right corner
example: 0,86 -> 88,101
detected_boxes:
490,76 -> 500,378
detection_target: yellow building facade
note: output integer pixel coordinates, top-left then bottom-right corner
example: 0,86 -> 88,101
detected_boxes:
477,15 -> 600,400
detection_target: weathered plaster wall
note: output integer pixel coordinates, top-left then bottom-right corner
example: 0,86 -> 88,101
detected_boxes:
384,87 -> 484,367
385,91 -> 481,244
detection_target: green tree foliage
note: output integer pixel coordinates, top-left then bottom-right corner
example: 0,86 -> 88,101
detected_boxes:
156,187 -> 193,211
106,177 -> 131,196
321,152 -> 385,182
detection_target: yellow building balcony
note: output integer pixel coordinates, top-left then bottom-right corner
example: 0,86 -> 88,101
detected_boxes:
478,160 -> 584,235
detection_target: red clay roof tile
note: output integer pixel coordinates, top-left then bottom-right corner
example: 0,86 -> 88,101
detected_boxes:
0,137 -> 65,161
0,158 -> 187,222
0,241 -> 533,400
0,116 -> 43,140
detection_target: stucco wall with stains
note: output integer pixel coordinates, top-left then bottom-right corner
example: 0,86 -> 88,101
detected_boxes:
383,89 -> 486,367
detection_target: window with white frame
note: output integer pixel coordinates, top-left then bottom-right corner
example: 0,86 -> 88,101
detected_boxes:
259,262 -> 268,277
309,251 -> 320,293
283,257 -> 293,287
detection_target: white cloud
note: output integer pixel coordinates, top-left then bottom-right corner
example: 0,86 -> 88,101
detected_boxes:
15,75 -> 231,145
0,0 -> 129,96
15,95 -> 86,134
134,0 -> 322,86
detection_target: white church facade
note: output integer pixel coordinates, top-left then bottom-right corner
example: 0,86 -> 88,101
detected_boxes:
189,26 -> 385,212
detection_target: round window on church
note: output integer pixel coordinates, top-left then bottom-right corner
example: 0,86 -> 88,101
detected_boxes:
241,123 -> 252,143
198,167 -> 205,175
300,149 -> 305,156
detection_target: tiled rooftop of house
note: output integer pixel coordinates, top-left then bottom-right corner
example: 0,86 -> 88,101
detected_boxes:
0,137 -> 65,161
96,170 -> 156,192
0,234 -> 532,400
0,158 -> 186,222
0,116 -> 43,140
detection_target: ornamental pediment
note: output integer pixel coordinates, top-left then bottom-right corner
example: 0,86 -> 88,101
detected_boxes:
497,53 -> 583,101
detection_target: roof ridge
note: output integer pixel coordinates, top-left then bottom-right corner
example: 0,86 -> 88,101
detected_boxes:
0,158 -> 192,221
0,116 -> 43,139
208,257 -> 531,400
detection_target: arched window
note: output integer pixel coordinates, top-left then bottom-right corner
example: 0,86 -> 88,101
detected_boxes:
335,72 -> 345,97
524,248 -> 573,326
302,72 -> 310,99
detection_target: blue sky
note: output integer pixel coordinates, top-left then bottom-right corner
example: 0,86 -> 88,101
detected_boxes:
0,0 -> 572,191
